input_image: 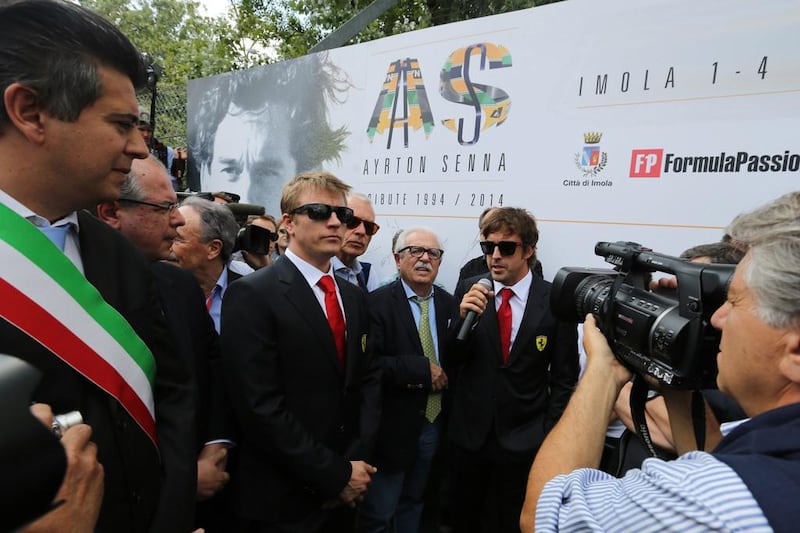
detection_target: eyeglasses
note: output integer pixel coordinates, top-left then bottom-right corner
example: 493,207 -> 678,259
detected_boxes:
347,216 -> 380,236
397,246 -> 444,261
119,198 -> 179,213
290,203 -> 354,224
480,241 -> 525,256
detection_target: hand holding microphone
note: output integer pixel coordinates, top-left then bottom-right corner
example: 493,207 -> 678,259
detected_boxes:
457,277 -> 494,341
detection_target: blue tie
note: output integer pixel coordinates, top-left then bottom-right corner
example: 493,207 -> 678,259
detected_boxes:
40,224 -> 70,252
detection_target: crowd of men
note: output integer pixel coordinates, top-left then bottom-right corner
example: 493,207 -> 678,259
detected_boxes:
1,2 -> 799,533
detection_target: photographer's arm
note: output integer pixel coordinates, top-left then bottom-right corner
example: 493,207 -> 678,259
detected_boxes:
521,315 -> 631,533
662,390 -> 723,454
614,383 -> 676,451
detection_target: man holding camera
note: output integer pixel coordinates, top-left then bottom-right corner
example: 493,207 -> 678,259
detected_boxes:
521,198 -> 800,532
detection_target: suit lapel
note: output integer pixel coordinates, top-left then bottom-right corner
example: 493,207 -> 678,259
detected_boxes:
432,287 -> 449,358
509,277 -> 548,363
78,211 -> 118,307
339,276 -> 363,385
276,257 -> 343,376
393,281 -> 424,355
481,292 -> 504,365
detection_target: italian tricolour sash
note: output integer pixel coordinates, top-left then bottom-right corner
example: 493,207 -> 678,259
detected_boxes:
0,201 -> 157,444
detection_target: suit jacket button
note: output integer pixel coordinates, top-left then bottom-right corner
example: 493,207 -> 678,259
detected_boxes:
338,424 -> 345,432
117,418 -> 128,431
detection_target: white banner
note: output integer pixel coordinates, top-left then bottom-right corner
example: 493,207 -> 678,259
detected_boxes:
189,0 -> 800,290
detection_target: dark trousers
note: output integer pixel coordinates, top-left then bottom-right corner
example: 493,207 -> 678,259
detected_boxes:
450,435 -> 535,533
239,506 -> 355,533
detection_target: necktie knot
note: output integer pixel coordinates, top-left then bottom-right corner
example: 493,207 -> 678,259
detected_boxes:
499,287 -> 513,303
318,275 -> 336,294
411,294 -> 431,311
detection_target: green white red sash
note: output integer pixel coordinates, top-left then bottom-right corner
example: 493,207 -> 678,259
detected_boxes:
0,201 -> 156,444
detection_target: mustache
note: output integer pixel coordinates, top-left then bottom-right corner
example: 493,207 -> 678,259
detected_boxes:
414,262 -> 432,272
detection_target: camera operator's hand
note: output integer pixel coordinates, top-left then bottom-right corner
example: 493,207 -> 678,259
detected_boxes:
22,423 -> 104,533
650,275 -> 678,292
582,314 -> 632,390
459,281 -> 493,319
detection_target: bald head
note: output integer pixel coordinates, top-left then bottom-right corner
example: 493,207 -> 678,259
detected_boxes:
97,155 -> 184,262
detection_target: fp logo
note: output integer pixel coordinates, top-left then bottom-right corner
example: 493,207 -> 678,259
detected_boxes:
630,149 -> 663,178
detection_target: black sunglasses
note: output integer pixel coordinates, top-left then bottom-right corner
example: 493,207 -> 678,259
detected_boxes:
290,203 -> 354,224
480,240 -> 525,256
397,245 -> 444,261
119,198 -> 179,213
347,216 -> 380,235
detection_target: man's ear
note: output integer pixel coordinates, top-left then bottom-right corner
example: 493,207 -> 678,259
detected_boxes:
96,202 -> 123,229
781,330 -> 800,384
206,238 -> 223,261
282,213 -> 294,236
3,83 -> 48,144
522,244 -> 535,262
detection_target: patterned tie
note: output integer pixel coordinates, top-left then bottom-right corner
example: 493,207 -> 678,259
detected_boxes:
318,275 -> 346,370
498,287 -> 513,365
412,295 -> 442,423
39,224 -> 71,252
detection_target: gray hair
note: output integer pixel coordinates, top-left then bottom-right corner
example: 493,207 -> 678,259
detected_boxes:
181,196 -> 239,263
394,226 -> 442,253
120,155 -> 168,201
744,226 -> 800,328
726,191 -> 800,247
347,192 -> 373,206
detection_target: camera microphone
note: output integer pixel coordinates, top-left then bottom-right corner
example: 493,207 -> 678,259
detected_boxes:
457,277 -> 494,341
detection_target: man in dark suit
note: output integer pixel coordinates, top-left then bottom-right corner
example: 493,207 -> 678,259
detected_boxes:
222,171 -> 380,532
0,2 -> 194,531
172,197 -> 241,333
97,155 -> 236,530
358,227 -> 456,533
333,192 -> 380,291
449,207 -> 579,533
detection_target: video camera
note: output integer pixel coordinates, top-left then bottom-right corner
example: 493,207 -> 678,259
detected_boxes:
552,241 -> 734,389
234,224 -> 277,255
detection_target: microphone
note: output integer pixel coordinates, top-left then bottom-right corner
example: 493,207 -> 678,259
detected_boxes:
456,277 -> 494,341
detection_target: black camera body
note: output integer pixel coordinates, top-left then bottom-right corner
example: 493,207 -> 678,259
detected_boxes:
552,241 -> 734,389
234,224 -> 276,255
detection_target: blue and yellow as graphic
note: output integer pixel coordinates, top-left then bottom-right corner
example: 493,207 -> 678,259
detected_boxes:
366,58 -> 435,149
440,43 -> 512,145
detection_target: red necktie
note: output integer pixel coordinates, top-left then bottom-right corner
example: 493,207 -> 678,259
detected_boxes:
318,275 -> 346,369
498,287 -> 513,365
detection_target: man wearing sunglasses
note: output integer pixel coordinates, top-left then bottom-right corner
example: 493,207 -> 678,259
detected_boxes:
221,172 -> 380,532
448,207 -> 579,533
333,193 -> 380,292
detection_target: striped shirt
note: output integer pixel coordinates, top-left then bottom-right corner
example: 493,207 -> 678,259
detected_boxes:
536,451 -> 771,532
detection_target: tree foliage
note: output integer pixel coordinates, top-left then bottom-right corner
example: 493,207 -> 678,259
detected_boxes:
78,0 -> 562,144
